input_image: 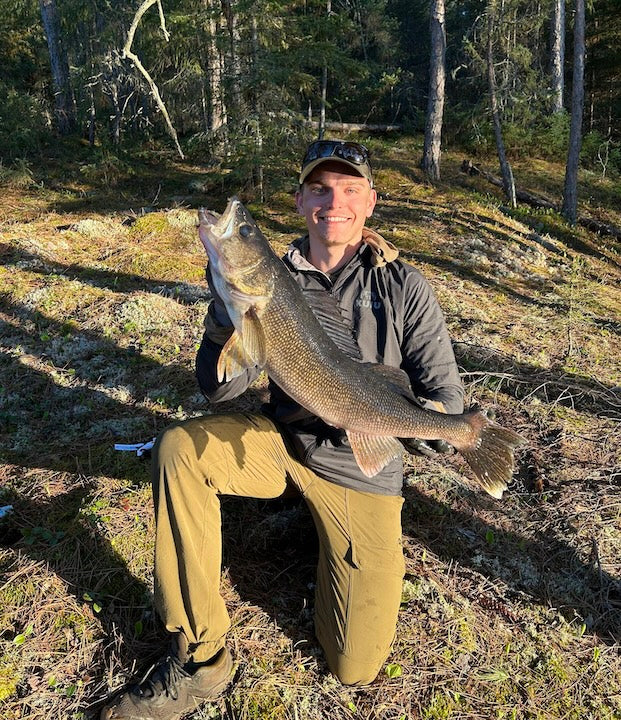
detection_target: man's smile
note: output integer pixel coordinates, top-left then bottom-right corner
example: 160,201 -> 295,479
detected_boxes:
319,215 -> 351,223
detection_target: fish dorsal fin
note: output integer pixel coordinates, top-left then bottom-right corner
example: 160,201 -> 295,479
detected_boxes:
364,364 -> 423,406
301,287 -> 362,360
345,431 -> 404,477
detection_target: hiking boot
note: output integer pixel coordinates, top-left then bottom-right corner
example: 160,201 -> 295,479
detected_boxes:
100,638 -> 234,720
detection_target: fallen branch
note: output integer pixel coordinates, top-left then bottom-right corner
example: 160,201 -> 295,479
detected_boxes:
306,120 -> 402,133
460,368 -> 621,417
123,0 -> 184,159
460,159 -> 621,239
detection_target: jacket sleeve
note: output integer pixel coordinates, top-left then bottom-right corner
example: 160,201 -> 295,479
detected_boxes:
195,266 -> 261,403
400,270 -> 464,415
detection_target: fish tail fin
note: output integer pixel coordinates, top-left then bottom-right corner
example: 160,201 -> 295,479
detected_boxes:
459,412 -> 526,499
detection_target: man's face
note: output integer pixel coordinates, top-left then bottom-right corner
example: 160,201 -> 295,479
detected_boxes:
295,162 -> 377,250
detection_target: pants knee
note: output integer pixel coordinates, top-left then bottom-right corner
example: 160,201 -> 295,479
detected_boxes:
154,424 -> 193,469
151,422 -> 210,495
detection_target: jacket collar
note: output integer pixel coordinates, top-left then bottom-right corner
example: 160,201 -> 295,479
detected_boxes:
287,228 -> 399,271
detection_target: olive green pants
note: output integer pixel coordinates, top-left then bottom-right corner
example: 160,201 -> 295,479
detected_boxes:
152,413 -> 405,685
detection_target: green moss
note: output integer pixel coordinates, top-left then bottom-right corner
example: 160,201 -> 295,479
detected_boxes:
129,213 -> 171,238
422,691 -> 463,719
455,617 -> 478,653
0,655 -> 21,702
52,611 -> 89,634
0,579 -> 37,609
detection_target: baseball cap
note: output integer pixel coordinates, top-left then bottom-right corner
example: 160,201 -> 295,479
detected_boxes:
299,140 -> 373,187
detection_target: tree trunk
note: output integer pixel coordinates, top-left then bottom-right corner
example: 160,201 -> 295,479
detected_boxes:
251,14 -> 264,201
318,0 -> 331,139
87,42 -> 96,146
487,1 -> 516,208
562,0 -> 586,225
422,0 -> 446,182
221,0 -> 242,114
550,0 -> 565,113
110,84 -> 121,145
39,0 -> 76,135
203,0 -> 226,133
319,63 -> 327,139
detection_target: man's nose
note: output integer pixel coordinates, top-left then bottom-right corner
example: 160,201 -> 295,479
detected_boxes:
325,187 -> 344,207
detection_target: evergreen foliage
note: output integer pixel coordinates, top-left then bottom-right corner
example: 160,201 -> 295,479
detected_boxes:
0,0 -> 619,187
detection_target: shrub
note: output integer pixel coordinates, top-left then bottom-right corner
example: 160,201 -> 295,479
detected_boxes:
534,112 -> 570,161
580,130 -> 620,178
0,85 -> 49,160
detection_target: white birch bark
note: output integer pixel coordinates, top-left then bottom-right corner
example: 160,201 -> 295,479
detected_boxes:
550,0 -> 565,113
422,0 -> 446,182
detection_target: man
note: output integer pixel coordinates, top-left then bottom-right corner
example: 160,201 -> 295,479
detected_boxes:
101,139 -> 464,720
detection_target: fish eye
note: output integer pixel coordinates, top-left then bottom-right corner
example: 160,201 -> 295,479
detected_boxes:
239,223 -> 253,238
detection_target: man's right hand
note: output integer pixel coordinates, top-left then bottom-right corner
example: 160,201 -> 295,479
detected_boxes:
401,438 -> 454,457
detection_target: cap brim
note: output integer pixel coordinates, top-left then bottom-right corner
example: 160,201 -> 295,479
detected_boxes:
299,157 -> 373,186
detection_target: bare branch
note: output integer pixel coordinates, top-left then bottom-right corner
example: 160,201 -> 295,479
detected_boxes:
123,0 -> 184,159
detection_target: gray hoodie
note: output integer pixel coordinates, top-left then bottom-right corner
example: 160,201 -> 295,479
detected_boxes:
196,231 -> 464,495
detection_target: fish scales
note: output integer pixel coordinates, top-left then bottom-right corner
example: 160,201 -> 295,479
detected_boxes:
198,198 -> 526,498
253,255 -> 474,442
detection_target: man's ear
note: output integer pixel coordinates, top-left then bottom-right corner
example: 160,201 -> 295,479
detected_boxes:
366,188 -> 378,218
295,188 -> 304,215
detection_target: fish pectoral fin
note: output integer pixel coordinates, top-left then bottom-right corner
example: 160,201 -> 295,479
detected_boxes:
345,431 -> 404,477
217,330 -> 256,382
241,308 -> 268,366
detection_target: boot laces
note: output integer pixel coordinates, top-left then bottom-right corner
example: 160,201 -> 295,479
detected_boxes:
135,653 -> 190,701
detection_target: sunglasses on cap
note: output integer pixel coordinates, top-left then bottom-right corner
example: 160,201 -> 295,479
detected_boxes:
302,140 -> 371,169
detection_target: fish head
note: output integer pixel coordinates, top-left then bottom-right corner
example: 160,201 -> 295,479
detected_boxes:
198,197 -> 273,296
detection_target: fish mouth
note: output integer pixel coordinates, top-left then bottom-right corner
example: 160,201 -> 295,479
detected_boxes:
199,196 -> 240,239
198,197 -> 262,276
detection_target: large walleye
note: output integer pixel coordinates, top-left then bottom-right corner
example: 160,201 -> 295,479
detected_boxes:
198,198 -> 525,498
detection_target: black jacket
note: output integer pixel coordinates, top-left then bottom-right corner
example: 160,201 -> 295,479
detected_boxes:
196,232 -> 464,495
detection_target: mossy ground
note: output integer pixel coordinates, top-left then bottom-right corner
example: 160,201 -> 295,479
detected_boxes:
0,135 -> 619,719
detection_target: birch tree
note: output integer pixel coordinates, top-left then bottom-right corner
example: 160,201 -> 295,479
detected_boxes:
422,0 -> 446,181
550,0 -> 565,113
562,0 -> 586,224
202,0 -> 226,134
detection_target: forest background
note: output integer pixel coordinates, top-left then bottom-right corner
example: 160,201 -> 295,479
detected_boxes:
1,1 -> 620,720
1,0 -> 620,194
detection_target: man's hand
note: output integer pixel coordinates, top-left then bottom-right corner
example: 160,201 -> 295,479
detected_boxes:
402,438 -> 454,457
401,397 -> 455,456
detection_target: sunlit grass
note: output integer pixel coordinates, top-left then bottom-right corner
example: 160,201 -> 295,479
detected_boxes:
0,136 -> 619,719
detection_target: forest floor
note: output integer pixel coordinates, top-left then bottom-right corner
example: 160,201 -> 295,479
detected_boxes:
0,135 -> 620,720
